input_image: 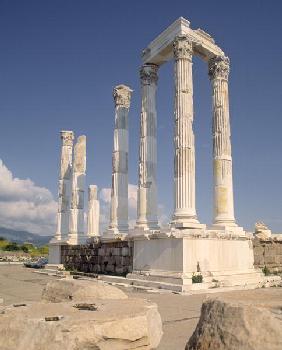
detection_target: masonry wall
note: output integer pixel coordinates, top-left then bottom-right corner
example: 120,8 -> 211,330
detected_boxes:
253,238 -> 282,273
61,241 -> 133,276
60,238 -> 282,276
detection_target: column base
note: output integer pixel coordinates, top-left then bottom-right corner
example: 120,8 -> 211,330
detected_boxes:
211,223 -> 245,236
67,233 -> 87,245
135,220 -> 159,231
170,216 -> 205,229
102,228 -> 128,241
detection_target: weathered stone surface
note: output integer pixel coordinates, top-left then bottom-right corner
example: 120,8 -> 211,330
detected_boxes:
87,184 -> 100,237
186,289 -> 282,350
0,298 -> 162,350
254,222 -> 272,239
41,278 -> 128,302
253,238 -> 282,273
61,241 -> 133,275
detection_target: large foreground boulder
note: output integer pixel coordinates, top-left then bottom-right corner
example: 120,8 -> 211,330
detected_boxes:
0,298 -> 162,350
186,288 -> 282,350
42,278 -> 128,302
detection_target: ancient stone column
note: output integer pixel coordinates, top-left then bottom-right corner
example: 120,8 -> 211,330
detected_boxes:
54,130 -> 74,241
136,64 -> 159,230
171,35 -> 199,228
68,135 -> 87,244
209,56 -> 236,227
108,85 -> 132,234
87,185 -> 100,237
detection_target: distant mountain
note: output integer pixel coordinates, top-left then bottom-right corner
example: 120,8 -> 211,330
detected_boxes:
0,227 -> 51,246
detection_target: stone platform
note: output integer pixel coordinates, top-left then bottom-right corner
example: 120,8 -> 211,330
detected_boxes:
128,229 -> 270,292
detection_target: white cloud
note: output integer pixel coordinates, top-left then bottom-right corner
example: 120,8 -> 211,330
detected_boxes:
99,187 -> 111,204
0,160 -> 57,235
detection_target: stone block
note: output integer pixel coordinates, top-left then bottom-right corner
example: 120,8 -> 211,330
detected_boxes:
115,256 -> 122,265
186,289 -> 282,350
113,247 -> 121,256
122,247 -> 129,256
94,264 -> 101,273
106,264 -> 115,273
121,256 -> 130,266
115,266 -> 128,274
98,248 -> 106,256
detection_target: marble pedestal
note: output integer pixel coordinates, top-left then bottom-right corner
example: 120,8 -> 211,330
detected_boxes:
48,240 -> 66,265
128,229 -> 263,292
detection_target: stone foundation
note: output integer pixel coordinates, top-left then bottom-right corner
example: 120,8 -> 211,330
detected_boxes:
57,236 -> 282,291
253,238 -> 282,273
61,241 -> 133,276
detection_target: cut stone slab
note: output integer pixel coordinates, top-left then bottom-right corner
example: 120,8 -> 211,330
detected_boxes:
0,298 -> 162,350
186,288 -> 282,350
41,277 -> 128,302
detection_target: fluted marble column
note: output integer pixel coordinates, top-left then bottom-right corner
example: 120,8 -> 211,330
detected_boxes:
87,185 -> 100,237
171,35 -> 199,228
54,130 -> 74,241
136,64 -> 159,230
108,85 -> 132,234
209,56 -> 236,227
68,135 -> 87,244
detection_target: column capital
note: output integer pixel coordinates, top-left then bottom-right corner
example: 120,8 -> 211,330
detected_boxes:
173,35 -> 193,60
140,64 -> 158,86
208,56 -> 230,80
60,130 -> 74,146
113,84 -> 133,108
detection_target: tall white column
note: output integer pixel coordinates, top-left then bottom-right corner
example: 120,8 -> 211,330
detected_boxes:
87,185 -> 100,237
108,85 -> 132,235
68,135 -> 87,244
171,35 -> 199,228
209,56 -> 236,227
136,64 -> 159,230
54,130 -> 74,241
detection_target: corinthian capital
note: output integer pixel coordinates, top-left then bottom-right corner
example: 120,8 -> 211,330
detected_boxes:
173,35 -> 193,60
61,130 -> 74,146
208,56 -> 230,80
113,84 -> 133,108
140,64 -> 158,86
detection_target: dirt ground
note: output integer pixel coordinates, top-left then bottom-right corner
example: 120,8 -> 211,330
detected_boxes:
0,265 -> 281,350
0,265 -> 205,349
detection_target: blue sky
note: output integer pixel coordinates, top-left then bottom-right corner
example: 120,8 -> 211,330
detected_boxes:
0,0 -> 281,234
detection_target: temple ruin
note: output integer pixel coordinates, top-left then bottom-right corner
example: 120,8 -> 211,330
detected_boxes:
49,17 -> 278,291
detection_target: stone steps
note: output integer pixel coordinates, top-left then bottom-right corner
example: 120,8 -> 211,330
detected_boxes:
99,274 -> 183,292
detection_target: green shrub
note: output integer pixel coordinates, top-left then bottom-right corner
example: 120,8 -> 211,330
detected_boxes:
38,245 -> 49,255
262,266 -> 271,276
0,239 -> 9,249
21,245 -> 29,253
4,242 -> 20,251
192,273 -> 203,284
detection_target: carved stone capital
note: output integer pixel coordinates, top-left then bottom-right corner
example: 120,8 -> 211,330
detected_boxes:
60,130 -> 74,146
173,35 -> 193,60
140,64 -> 158,86
113,84 -> 133,108
208,56 -> 230,80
